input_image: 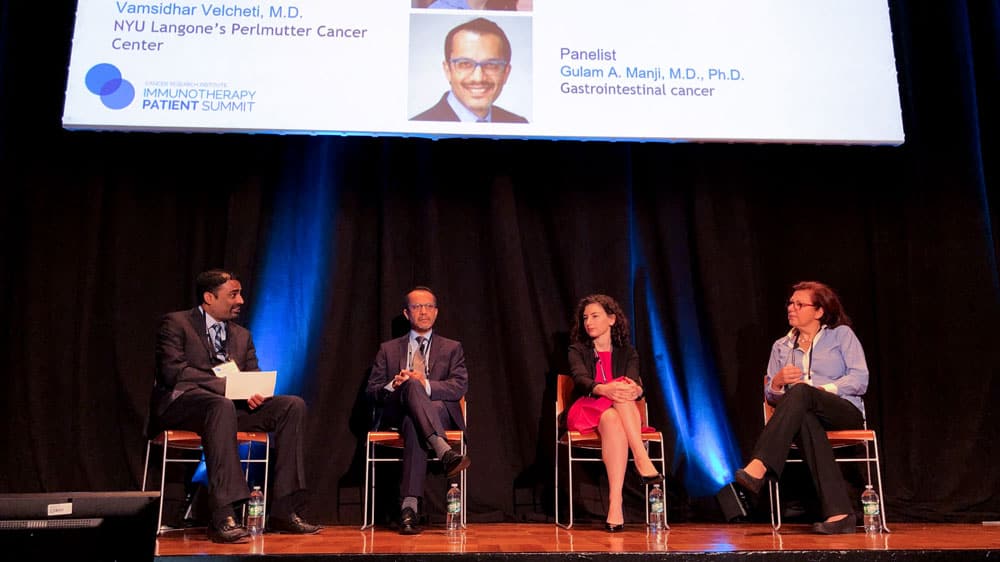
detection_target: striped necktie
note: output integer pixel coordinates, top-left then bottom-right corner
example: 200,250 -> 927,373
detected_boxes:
210,323 -> 227,362
413,336 -> 428,375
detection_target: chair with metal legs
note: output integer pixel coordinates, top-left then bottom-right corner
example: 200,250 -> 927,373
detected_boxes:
763,398 -> 890,532
142,430 -> 269,534
361,397 -> 467,530
554,374 -> 667,529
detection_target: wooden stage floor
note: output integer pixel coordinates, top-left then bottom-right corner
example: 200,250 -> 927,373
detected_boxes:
154,522 -> 1000,561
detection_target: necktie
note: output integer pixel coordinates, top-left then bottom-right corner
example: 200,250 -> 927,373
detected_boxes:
210,323 -> 227,362
413,336 -> 428,375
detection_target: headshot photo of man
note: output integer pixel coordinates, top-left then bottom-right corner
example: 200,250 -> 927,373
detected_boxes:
410,16 -> 530,124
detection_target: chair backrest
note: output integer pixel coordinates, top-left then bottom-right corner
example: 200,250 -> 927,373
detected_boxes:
763,397 -> 776,425
556,374 -> 575,419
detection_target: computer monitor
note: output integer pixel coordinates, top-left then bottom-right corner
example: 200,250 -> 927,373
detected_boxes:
0,491 -> 159,561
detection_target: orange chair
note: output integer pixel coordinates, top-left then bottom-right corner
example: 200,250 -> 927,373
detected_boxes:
361,397 -> 467,530
554,374 -> 667,529
763,396 -> 890,532
142,430 -> 269,534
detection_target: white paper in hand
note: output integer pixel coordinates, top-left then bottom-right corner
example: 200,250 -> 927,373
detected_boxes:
224,371 -> 277,400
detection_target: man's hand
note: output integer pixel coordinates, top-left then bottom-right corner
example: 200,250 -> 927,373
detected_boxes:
772,365 -> 804,389
248,393 -> 269,410
408,368 -> 427,386
392,370 -> 412,389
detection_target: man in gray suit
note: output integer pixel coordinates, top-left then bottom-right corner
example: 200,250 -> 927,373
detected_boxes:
151,270 -> 320,543
366,286 -> 471,534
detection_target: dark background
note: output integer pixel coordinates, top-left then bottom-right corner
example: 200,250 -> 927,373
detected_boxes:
1,1 -> 998,525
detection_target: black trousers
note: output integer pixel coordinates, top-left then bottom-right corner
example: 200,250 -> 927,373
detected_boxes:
753,383 -> 864,518
153,389 -> 308,515
381,379 -> 459,501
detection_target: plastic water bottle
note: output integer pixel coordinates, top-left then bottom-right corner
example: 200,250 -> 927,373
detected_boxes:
247,486 -> 265,536
648,484 -> 665,532
446,483 -> 461,538
861,484 -> 881,534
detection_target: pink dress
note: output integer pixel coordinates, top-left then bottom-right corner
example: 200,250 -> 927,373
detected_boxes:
567,351 -> 630,432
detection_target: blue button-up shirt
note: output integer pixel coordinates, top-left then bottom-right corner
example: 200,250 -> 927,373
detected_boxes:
764,324 -> 869,416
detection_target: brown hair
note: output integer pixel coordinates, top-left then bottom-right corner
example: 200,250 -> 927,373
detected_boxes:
570,294 -> 631,347
792,281 -> 852,328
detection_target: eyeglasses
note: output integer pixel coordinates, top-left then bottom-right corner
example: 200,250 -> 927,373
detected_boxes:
409,303 -> 437,311
786,300 -> 817,310
449,57 -> 508,75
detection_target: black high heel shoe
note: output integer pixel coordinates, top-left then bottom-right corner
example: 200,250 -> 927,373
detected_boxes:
639,472 -> 664,486
812,514 -> 856,535
605,522 -> 625,532
734,468 -> 765,495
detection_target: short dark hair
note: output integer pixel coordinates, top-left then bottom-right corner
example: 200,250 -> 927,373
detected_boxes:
570,294 -> 631,347
404,285 -> 437,309
196,270 -> 238,304
444,17 -> 512,62
792,281 -> 852,328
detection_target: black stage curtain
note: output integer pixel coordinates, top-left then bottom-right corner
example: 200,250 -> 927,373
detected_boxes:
1,1 -> 998,523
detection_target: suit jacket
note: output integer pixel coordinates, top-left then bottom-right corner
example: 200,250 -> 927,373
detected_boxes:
567,341 -> 643,399
411,92 -> 528,123
367,333 -> 468,431
151,307 -> 259,418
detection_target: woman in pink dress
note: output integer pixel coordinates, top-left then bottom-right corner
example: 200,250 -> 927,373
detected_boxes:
566,294 -> 664,531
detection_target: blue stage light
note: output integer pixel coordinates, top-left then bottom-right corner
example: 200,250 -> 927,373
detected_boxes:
628,188 -> 740,497
249,140 -> 336,396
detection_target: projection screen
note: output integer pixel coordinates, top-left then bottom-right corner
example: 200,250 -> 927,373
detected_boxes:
62,0 -> 905,144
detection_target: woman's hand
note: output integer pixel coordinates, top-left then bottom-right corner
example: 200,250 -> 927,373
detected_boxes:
596,380 -> 640,402
772,365 -> 804,389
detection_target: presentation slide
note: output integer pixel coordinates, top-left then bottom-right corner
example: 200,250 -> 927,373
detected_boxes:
62,0 -> 905,144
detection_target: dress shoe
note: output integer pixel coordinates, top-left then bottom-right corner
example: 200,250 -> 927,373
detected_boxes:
605,522 -> 625,532
399,506 -> 422,535
639,472 -> 664,486
734,468 -> 765,495
812,514 -> 857,535
207,516 -> 250,543
268,512 -> 321,534
440,449 -> 471,478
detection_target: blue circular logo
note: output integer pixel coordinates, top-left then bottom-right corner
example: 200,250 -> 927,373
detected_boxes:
85,63 -> 135,110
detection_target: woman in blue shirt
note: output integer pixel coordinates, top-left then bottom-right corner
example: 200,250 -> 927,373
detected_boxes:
734,281 -> 868,534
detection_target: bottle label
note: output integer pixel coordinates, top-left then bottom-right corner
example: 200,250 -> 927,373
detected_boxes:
650,499 -> 664,513
863,502 -> 879,516
248,504 -> 263,517
447,500 -> 461,514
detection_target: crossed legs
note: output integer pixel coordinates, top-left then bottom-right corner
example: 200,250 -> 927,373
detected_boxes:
742,384 -> 863,522
597,401 -> 658,525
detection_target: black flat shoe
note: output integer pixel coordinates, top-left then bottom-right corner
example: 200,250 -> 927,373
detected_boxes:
399,506 -> 422,535
207,516 -> 250,543
812,514 -> 856,535
268,512 -> 321,534
441,450 -> 471,478
605,522 -> 625,532
734,468 -> 765,495
639,472 -> 664,486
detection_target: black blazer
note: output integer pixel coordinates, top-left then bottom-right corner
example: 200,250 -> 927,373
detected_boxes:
366,333 -> 468,431
567,341 -> 643,400
411,92 -> 529,123
151,307 -> 259,418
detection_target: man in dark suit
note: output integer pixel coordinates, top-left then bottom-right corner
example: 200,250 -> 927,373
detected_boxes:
150,269 -> 320,543
411,17 -> 528,123
366,286 -> 471,535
